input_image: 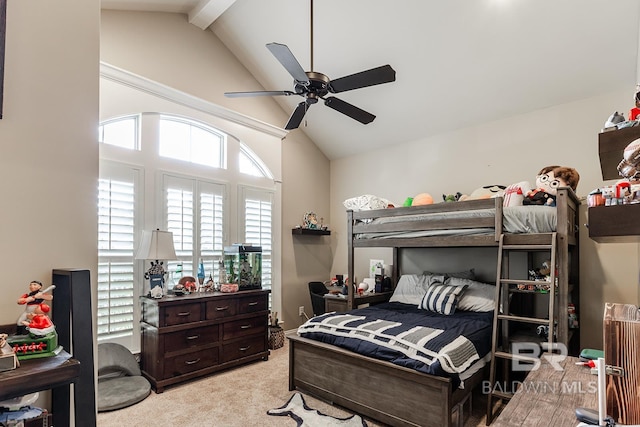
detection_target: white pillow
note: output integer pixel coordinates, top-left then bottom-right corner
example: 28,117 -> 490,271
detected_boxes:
389,274 -> 434,305
343,194 -> 394,211
503,181 -> 532,207
419,283 -> 468,315
448,277 -> 496,312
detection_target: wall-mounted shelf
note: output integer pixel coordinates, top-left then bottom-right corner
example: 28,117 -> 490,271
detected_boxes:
589,204 -> 640,243
598,126 -> 640,180
292,228 -> 331,236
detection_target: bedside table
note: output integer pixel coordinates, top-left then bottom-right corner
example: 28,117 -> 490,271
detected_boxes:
324,292 -> 393,313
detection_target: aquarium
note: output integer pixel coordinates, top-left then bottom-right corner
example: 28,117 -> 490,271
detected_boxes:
223,245 -> 262,290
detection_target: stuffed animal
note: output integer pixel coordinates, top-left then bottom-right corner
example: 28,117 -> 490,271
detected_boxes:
630,85 -> 640,121
458,185 -> 506,201
523,166 -> 580,207
442,192 -> 462,202
411,193 -> 434,206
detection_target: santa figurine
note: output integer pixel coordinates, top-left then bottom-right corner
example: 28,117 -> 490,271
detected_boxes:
23,303 -> 56,336
523,166 -> 580,207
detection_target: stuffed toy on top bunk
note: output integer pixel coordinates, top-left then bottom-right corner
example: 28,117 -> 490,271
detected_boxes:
500,165 -> 579,208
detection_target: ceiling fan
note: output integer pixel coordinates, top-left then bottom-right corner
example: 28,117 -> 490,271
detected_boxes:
224,0 -> 396,130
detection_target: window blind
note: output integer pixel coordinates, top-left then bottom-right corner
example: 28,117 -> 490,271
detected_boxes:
97,178 -> 136,340
241,187 -> 273,293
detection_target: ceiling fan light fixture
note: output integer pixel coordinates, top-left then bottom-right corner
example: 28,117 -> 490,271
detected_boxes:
223,0 -> 395,130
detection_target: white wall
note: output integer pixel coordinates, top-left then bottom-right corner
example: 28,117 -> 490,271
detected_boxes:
100,10 -> 330,329
330,90 -> 639,350
0,1 -> 99,327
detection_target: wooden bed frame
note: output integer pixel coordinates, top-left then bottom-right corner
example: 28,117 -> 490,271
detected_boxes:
288,188 -> 580,427
288,332 -> 484,427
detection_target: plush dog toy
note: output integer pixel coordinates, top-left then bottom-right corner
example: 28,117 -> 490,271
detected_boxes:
458,185 -> 506,201
523,166 -> 580,207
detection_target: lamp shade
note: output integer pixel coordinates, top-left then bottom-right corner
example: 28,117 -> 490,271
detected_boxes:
135,229 -> 177,260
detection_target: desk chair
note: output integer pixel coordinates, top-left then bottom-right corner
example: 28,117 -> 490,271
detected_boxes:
308,281 -> 329,316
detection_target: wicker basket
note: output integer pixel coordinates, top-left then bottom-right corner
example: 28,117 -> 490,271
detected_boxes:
268,326 -> 285,350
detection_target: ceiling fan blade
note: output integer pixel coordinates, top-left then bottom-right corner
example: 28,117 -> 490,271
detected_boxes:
266,43 -> 310,85
285,101 -> 310,130
329,64 -> 396,93
324,97 -> 375,124
224,90 -> 296,98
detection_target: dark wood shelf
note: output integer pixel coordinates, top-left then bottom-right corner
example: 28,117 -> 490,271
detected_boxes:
588,204 -> 640,242
0,349 -> 80,401
598,126 -> 640,180
292,228 -> 331,236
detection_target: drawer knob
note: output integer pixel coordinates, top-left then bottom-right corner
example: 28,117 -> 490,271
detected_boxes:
216,306 -> 229,311
177,311 -> 191,317
239,345 -> 251,352
185,358 -> 201,365
186,335 -> 200,340
240,324 -> 252,329
248,301 -> 258,306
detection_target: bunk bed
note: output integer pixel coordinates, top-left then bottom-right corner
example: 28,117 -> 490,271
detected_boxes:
287,188 -> 580,427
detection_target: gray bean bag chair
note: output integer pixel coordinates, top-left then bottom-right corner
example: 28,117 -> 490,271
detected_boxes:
97,343 -> 151,412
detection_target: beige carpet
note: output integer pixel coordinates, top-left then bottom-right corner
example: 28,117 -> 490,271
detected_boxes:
97,338 -> 491,426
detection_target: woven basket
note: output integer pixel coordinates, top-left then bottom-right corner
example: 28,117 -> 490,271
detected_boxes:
268,326 -> 285,350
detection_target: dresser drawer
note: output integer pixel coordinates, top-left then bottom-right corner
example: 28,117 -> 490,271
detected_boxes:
223,315 -> 266,340
238,295 -> 267,314
163,303 -> 202,326
222,335 -> 266,363
163,325 -> 219,352
164,348 -> 218,378
206,299 -> 238,319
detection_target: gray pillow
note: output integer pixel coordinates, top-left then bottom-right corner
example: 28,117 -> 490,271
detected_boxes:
447,277 -> 495,312
423,268 -> 476,280
389,274 -> 432,305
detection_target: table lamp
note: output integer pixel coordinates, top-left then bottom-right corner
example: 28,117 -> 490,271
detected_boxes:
135,229 -> 177,298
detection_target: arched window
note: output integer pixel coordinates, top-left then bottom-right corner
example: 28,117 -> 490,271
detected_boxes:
240,143 -> 272,178
99,115 -> 139,150
98,113 -> 275,350
159,115 -> 225,168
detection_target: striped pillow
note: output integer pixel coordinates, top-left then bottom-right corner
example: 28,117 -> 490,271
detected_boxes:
419,283 -> 468,315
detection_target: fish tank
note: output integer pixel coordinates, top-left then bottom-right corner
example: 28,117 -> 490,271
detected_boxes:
223,244 -> 262,290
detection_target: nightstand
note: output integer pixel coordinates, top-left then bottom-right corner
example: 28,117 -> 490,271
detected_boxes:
324,291 -> 393,313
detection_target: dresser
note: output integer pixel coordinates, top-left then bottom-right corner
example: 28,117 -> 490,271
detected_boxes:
141,289 -> 270,392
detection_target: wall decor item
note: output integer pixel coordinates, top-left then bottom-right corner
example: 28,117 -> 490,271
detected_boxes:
303,212 -> 318,229
0,0 -> 6,119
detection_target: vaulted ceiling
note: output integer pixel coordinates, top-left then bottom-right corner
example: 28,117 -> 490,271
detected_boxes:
101,0 -> 640,159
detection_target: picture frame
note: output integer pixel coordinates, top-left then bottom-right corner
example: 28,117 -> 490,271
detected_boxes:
0,0 -> 6,119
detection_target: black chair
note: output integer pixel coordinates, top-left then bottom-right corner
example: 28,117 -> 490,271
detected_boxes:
308,281 -> 329,316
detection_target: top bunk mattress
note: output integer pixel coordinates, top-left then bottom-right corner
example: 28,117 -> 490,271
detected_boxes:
355,205 -> 557,239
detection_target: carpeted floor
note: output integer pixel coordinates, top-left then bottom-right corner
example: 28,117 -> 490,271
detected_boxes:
97,337 -> 491,426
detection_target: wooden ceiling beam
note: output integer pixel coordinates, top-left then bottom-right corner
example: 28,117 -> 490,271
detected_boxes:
188,0 -> 236,30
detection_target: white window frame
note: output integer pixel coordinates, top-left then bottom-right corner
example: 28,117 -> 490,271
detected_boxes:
100,63 -> 285,352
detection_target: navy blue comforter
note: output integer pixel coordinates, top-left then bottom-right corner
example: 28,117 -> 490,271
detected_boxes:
297,302 -> 493,384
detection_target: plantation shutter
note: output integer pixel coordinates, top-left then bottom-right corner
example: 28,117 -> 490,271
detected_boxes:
97,172 -> 138,342
164,175 -> 225,279
241,187 -> 273,293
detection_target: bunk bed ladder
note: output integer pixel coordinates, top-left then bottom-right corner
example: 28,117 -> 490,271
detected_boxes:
486,232 -> 558,424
